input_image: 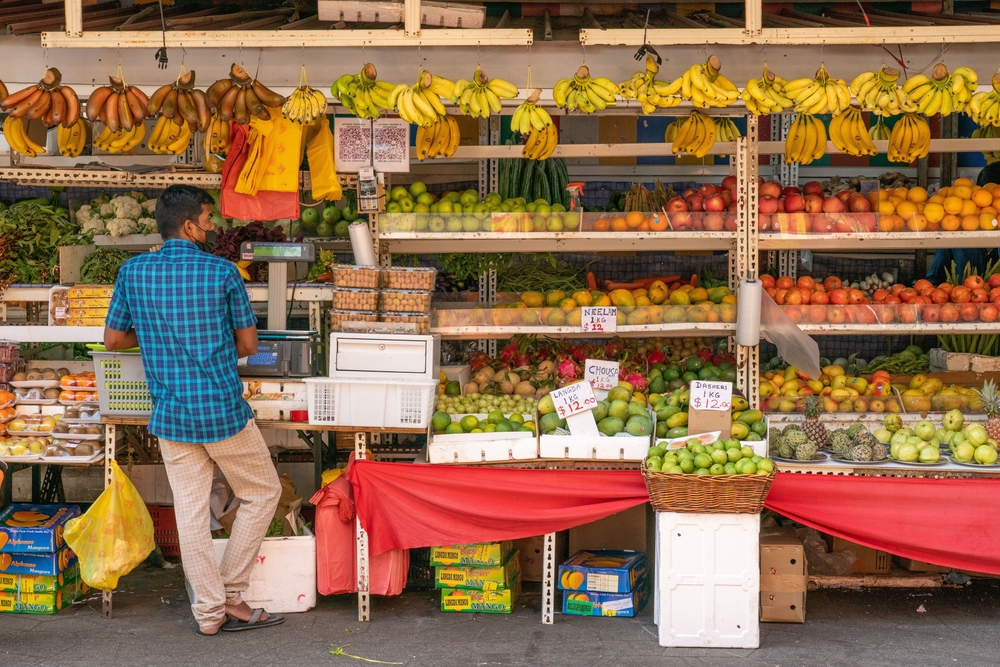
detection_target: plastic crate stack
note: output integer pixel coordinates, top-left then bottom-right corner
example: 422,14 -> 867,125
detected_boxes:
432,541 -> 520,614
328,266 -> 436,333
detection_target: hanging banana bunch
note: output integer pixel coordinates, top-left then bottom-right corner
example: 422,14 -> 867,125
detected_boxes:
887,112 -> 931,163
783,64 -> 851,116
282,66 -> 328,124
553,66 -> 618,113
57,120 -> 86,158
664,119 -> 681,143
4,118 -> 46,157
510,89 -> 552,134
741,66 -> 794,116
850,67 -> 916,116
903,63 -> 977,117
144,70 -> 212,156
618,54 -> 682,114
451,68 -> 518,118
390,70 -> 454,126
332,63 -> 397,119
205,113 -> 231,157
0,79 -> 8,104
784,113 -> 827,165
829,105 -> 877,157
968,74 -> 1000,127
671,111 -> 716,158
2,68 -> 84,157
85,71 -> 149,155
714,118 -> 741,143
673,56 -> 739,109
869,116 -> 891,142
415,116 -> 461,161
207,63 -> 285,124
973,125 -> 1000,162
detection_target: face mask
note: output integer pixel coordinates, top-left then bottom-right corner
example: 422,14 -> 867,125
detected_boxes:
192,224 -> 217,253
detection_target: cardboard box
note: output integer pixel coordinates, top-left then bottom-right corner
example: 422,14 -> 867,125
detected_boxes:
827,536 -> 890,574
558,550 -> 646,594
0,564 -> 80,593
0,504 -> 80,553
760,527 -> 807,623
0,547 -> 77,577
569,505 -> 646,554
435,549 -> 520,590
562,576 -> 648,617
512,533 -> 569,583
0,577 -> 87,614
929,348 -> 970,372
440,577 -> 520,613
970,355 -> 1000,373
894,556 -> 950,573
761,527 -> 806,576
760,590 -> 806,623
429,541 -> 511,567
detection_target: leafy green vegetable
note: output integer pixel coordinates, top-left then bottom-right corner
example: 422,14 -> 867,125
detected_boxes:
80,248 -> 131,285
0,200 -> 81,291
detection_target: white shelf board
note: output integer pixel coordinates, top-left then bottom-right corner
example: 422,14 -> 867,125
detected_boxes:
0,326 -> 104,343
759,231 -> 1000,251
380,231 -> 736,254
432,322 -> 735,340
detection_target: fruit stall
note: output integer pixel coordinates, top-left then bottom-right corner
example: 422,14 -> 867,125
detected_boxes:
1,0 -> 1000,642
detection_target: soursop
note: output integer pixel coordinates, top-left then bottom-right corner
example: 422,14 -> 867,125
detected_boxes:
795,441 -> 818,460
778,441 -> 795,459
830,431 -> 852,454
848,443 -> 873,462
782,424 -> 803,435
847,423 -> 865,438
783,430 -> 808,447
853,430 -> 878,449
872,443 -> 889,461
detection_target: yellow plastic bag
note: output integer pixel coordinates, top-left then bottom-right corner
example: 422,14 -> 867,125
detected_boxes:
307,117 -> 343,201
64,461 -> 155,590
258,108 -> 304,194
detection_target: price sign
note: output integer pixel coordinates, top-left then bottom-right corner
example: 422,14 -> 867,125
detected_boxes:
580,307 -> 617,333
689,380 -> 733,411
550,381 -> 598,419
584,359 -> 620,390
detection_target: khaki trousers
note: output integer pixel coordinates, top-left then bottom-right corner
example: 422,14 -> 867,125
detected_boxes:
158,420 -> 281,626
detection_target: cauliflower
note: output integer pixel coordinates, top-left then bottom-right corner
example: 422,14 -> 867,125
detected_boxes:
110,196 -> 143,221
142,199 -> 156,215
137,217 -> 157,233
76,204 -> 93,225
106,218 -> 137,238
124,191 -> 147,204
81,217 -> 106,235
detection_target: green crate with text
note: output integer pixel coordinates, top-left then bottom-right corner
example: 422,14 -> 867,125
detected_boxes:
435,549 -> 520,591
0,564 -> 80,594
429,541 -> 512,567
0,577 -> 88,614
440,576 -> 521,614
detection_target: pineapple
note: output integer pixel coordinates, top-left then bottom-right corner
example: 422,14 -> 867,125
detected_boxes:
795,440 -> 818,460
801,397 -> 830,449
974,380 -> 1000,442
848,443 -> 873,461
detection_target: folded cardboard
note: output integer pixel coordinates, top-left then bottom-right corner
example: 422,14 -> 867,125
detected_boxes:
435,549 -> 520,590
440,576 -> 521,613
0,547 -> 77,577
568,506 -> 646,554
894,556 -> 950,573
430,541 -> 511,567
0,504 -> 80,553
0,564 -> 80,594
558,550 -> 646,594
826,535 -> 890,575
513,533 -> 569,583
760,527 -> 807,623
562,576 -> 648,617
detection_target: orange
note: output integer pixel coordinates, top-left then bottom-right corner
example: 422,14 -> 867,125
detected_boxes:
938,186 -> 951,197
593,217 -> 610,232
924,201 -> 945,223
878,214 -> 896,232
625,211 -> 644,228
992,185 -> 1000,198
952,184 -> 973,200
993,197 -> 1000,210
637,220 -> 650,232
981,213 -> 999,231
878,199 -> 896,215
928,194 -> 946,205
894,214 -> 906,231
943,196 -> 965,215
941,214 -> 961,231
961,198 -> 979,216
905,213 -> 928,231
611,216 -> 628,231
895,200 -> 918,220
961,214 -> 981,231
878,188 -> 890,200
907,186 -> 928,203
893,187 -> 909,201
954,177 -> 974,187
889,196 -> 904,209
972,188 -> 994,208
983,182 -> 998,191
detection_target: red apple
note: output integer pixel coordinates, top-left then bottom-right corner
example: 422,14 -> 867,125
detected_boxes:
704,194 -> 726,212
812,214 -> 835,233
855,212 -> 877,232
760,181 -> 783,199
727,201 -> 738,212
698,184 -> 719,198
831,214 -> 856,233
671,212 -> 693,230
823,196 -> 846,213
804,195 -> 824,213
682,188 -> 698,199
784,193 -> 805,213
721,190 -> 732,205
803,181 -> 824,196
848,193 -> 872,212
722,175 -> 737,190
758,195 -> 779,215
723,214 -> 738,231
666,197 -> 689,212
835,189 -> 852,203
704,212 -> 725,231
782,186 -> 802,197
790,212 -> 811,234
685,194 -> 704,212
758,214 -> 772,232
775,198 -> 786,213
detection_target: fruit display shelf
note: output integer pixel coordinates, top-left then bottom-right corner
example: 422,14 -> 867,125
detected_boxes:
1,283 -> 336,305
760,230 -> 1000,251
774,457 -> 1000,478
380,230 -> 736,254
797,322 -> 1000,335
0,326 -> 104,343
430,321 -> 734,340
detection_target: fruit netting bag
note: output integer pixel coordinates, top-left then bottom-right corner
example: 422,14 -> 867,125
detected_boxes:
64,461 -> 155,590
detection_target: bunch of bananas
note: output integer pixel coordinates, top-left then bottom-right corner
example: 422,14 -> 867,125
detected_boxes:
510,89 -> 553,136
829,105 -> 877,157
784,65 -> 851,116
282,69 -> 328,124
147,71 -> 211,133
674,56 -> 740,109
553,66 -> 618,113
973,125 -> 1000,162
670,111 -> 716,158
968,75 -> 1000,127
617,54 -> 682,114
664,119 -> 680,142
869,117 -> 891,142
147,115 -> 192,156
86,76 -> 149,133
714,117 -> 741,142
207,64 -> 285,124
887,113 -> 931,163
903,63 -> 977,117
850,67 -> 916,116
57,118 -> 86,157
742,66 -> 793,116
0,68 -> 81,129
415,116 -> 461,161
331,64 -> 396,119
389,70 -> 453,126
784,113 -> 827,165
206,113 -> 231,156
523,123 -> 558,161
93,122 -> 146,154
3,117 -> 46,157
451,69 -> 518,118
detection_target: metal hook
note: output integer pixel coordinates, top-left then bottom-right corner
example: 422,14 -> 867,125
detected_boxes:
254,48 -> 263,80
581,41 -> 586,65
477,42 -> 481,68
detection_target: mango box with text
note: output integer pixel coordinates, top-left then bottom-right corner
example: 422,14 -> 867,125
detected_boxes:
562,576 -> 649,617
435,549 -> 520,591
440,576 -> 521,613
558,550 -> 647,594
429,541 -> 512,567
0,547 -> 77,577
0,504 -> 81,553
0,563 -> 80,594
0,576 -> 88,614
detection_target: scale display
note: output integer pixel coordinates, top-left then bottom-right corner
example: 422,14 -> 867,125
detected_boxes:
241,242 -> 315,262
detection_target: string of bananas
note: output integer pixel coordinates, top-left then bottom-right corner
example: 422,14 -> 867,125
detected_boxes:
783,65 -> 851,116
784,113 -> 827,165
282,67 -> 328,124
415,115 -> 461,160
3,116 -> 46,157
510,89 -> 553,136
850,67 -> 916,116
57,118 -> 86,157
829,105 -> 877,157
147,115 -> 192,156
664,119 -> 680,142
147,71 -> 211,133
868,116 -> 891,142
331,64 -> 396,119
674,56 -> 739,109
553,66 -> 618,113
887,113 -> 931,163
0,79 -> 7,103
742,66 -> 793,116
618,54 -> 682,114
671,111 -> 716,158
968,75 -> 1000,127
451,68 -> 518,118
207,64 -> 285,124
523,123 -> 558,160
715,117 -> 741,142
86,75 -> 149,133
973,125 -> 1000,162
903,63 -> 977,117
0,68 -> 81,129
93,122 -> 146,154
206,112 -> 231,156
389,70 -> 453,127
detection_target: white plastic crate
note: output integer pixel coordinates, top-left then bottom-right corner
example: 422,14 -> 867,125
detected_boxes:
305,377 -> 436,429
91,352 -> 153,417
654,512 -> 760,648
427,431 -> 538,464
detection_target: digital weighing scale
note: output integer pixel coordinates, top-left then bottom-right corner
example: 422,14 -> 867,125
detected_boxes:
238,330 -> 319,378
241,241 -> 316,330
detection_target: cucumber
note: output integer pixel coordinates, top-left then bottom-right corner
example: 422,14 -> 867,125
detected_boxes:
547,157 -> 561,205
556,159 -> 571,208
520,158 -> 535,201
538,160 -> 551,204
509,158 -> 523,201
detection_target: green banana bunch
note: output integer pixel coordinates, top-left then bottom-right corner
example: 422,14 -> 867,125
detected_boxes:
968,74 -> 1000,127
553,65 -> 618,113
451,68 -> 518,118
331,64 -> 396,119
868,116 -> 891,142
973,124 -> 1000,162
903,63 -> 977,117
850,66 -> 917,116
617,54 -> 681,115
742,66 -> 793,116
389,70 -> 454,126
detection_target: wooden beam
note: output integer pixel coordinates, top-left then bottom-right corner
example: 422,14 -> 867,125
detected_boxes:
581,24 -> 1000,45
63,0 -> 82,37
405,0 -> 420,35
745,0 -> 761,35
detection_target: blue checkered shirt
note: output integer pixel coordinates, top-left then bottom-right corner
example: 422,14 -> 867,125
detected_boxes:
105,239 -> 258,443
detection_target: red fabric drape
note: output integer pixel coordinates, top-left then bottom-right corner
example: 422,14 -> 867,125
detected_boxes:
347,460 -> 648,556
765,473 -> 1000,574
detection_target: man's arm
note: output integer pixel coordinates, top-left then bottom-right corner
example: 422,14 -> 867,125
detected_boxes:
234,326 -> 258,358
104,327 -> 139,350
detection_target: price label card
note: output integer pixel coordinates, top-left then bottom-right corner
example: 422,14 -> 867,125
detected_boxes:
580,307 -> 617,333
584,359 -> 620,390
550,381 -> 598,419
689,380 -> 733,411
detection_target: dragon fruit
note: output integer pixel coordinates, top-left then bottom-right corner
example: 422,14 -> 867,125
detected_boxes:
647,349 -> 666,366
557,358 -> 580,385
625,372 -> 648,392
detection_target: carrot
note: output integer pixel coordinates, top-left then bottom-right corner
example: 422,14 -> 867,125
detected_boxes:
689,273 -> 699,287
669,282 -> 682,291
587,272 -> 597,291
653,274 -> 681,284
605,281 -> 646,291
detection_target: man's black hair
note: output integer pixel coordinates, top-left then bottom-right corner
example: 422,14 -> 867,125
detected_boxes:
157,185 -> 215,239
977,161 -> 1000,187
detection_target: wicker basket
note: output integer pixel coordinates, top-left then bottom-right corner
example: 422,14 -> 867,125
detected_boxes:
641,466 -> 775,514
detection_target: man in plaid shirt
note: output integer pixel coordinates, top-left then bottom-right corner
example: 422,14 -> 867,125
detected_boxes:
104,185 -> 283,635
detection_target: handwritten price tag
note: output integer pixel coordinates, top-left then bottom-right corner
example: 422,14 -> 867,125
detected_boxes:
580,307 -> 617,333
689,380 -> 733,411
585,359 -> 620,390
550,381 -> 598,419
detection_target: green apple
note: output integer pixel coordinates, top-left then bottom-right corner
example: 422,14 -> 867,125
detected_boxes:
409,181 -> 427,198
438,200 -> 453,214
399,198 -> 415,212
386,201 -> 402,213
390,185 -> 409,202
416,192 -> 434,205
428,216 -> 446,232
446,216 -> 464,232
414,203 -> 430,214
462,216 -> 480,232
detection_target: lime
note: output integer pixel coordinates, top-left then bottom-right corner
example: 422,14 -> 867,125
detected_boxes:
723,463 -> 737,474
484,424 -> 497,433
322,206 -> 342,224
333,221 -> 350,237
487,410 -> 505,424
679,459 -> 695,474
757,459 -> 775,473
431,411 -> 451,433
709,463 -> 725,475
693,453 -> 712,469
444,423 -> 464,434
666,466 -> 684,474
495,421 -> 513,432
740,446 -> 755,458
694,467 -> 711,475
726,448 -> 742,462
711,449 -> 728,465
300,207 -> 320,226
508,413 -> 524,425
741,461 -> 758,474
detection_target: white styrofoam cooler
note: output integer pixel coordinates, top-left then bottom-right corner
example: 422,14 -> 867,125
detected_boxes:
305,377 -> 436,429
654,512 -> 760,648
187,531 -> 316,614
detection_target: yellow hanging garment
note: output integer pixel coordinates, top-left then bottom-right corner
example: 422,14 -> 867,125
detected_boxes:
258,107 -> 304,194
307,116 -> 343,201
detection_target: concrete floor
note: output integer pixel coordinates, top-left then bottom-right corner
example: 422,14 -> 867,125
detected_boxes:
3,563 -> 998,667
